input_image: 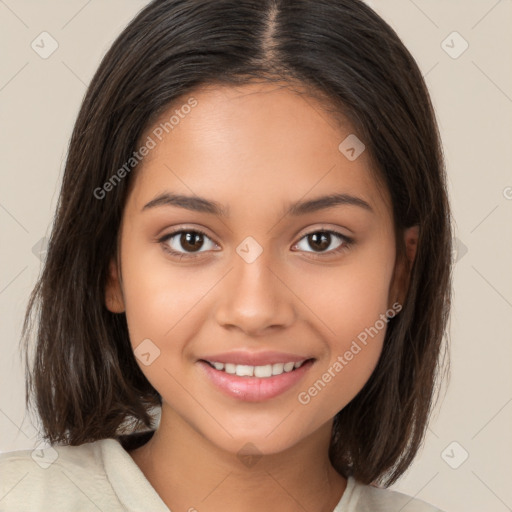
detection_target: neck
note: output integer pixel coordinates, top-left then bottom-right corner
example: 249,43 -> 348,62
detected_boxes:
129,404 -> 346,512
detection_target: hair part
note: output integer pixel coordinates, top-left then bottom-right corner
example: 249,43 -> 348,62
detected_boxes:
22,0 -> 452,486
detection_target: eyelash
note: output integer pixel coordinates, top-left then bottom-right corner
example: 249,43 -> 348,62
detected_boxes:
158,228 -> 354,261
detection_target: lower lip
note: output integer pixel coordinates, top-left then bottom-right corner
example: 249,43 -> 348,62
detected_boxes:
198,360 -> 314,402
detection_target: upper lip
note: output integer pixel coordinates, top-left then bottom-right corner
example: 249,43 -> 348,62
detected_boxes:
199,351 -> 313,366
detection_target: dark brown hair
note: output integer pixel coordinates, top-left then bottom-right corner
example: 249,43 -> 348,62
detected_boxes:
21,0 -> 452,486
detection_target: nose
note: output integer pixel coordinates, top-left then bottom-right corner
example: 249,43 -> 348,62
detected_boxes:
214,250 -> 296,337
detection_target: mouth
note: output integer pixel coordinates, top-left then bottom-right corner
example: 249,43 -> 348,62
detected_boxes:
197,355 -> 316,402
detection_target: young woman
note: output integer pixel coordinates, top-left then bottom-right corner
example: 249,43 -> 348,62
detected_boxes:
0,1 -> 452,511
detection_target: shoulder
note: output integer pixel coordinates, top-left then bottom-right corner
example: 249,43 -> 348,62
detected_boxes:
0,439 -> 124,512
338,477 -> 445,512
352,479 -> 445,512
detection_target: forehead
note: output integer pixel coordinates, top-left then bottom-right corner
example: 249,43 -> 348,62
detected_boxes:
129,82 -> 392,222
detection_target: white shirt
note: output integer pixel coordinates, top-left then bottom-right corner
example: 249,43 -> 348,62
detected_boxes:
0,436 -> 444,511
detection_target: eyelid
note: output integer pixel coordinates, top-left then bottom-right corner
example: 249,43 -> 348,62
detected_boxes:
293,223 -> 353,241
156,224 -> 217,242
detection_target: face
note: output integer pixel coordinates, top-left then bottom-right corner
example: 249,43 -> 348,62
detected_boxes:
106,82 -> 417,456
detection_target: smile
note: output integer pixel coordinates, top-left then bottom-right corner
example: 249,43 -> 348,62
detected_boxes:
198,356 -> 315,402
204,360 -> 308,378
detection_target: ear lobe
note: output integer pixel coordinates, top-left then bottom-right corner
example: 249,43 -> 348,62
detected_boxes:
389,225 -> 419,308
105,257 -> 125,313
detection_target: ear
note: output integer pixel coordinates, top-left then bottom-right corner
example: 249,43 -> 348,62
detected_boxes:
388,225 -> 419,308
105,257 -> 125,313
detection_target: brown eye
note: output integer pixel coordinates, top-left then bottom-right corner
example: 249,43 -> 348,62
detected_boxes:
306,232 -> 331,252
178,232 -> 205,252
293,230 -> 353,257
159,229 -> 218,258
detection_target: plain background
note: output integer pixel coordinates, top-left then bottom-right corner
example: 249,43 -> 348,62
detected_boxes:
1,1 -> 511,511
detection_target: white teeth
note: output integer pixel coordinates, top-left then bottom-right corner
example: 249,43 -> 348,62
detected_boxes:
207,359 -> 307,378
235,365 -> 254,377
254,364 -> 272,378
272,363 -> 284,374
225,363 -> 236,374
283,362 -> 295,372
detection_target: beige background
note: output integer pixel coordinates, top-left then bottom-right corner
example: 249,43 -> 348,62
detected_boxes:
1,1 -> 511,511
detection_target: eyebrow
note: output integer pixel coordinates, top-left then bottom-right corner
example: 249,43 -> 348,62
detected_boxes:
142,192 -> 374,216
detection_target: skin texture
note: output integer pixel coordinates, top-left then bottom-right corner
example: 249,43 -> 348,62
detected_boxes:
105,82 -> 418,512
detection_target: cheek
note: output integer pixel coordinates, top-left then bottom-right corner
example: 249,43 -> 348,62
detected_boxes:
295,242 -> 395,346
295,246 -> 395,411
119,243 -> 211,397
295,299 -> 389,429
120,234 -> 209,348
